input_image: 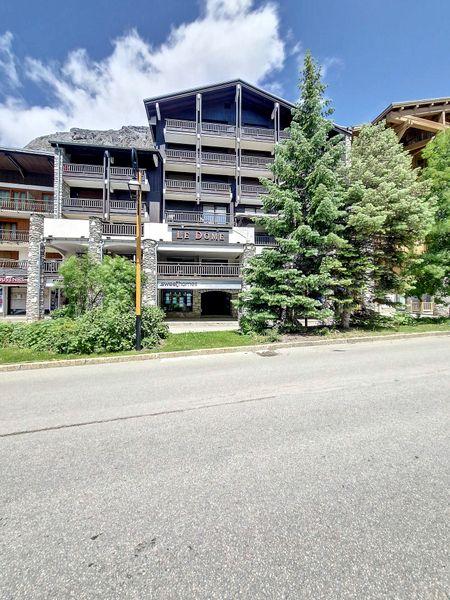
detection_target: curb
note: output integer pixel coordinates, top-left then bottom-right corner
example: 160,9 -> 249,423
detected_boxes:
0,330 -> 448,373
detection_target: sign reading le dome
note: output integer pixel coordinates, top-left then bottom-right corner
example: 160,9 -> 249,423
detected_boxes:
172,229 -> 229,244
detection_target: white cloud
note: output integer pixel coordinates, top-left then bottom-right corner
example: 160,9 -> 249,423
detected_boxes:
0,0 -> 286,147
0,31 -> 20,88
322,56 -> 344,79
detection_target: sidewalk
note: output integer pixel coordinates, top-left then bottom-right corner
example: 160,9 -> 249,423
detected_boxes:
166,319 -> 239,333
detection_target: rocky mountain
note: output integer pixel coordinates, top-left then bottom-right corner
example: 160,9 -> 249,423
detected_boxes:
25,125 -> 153,152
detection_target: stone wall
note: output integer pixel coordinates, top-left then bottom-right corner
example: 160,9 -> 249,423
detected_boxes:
26,214 -> 45,321
142,239 -> 158,307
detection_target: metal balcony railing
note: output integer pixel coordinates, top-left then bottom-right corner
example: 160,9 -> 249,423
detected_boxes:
165,118 -> 196,131
63,197 -> 142,214
0,229 -> 29,242
255,234 -> 277,246
202,122 -> 236,136
63,164 -> 145,181
165,210 -> 231,226
165,179 -> 231,196
279,130 -> 290,140
158,262 -> 241,278
0,196 -> 53,214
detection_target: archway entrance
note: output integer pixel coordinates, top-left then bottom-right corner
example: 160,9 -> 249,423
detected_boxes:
201,291 -> 231,317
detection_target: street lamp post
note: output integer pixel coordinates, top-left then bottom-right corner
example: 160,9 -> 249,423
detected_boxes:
128,149 -> 142,351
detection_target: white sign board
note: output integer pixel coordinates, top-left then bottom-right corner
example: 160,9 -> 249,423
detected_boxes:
158,279 -> 242,290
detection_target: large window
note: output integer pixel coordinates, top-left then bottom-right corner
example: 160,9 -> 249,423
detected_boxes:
161,289 -> 193,313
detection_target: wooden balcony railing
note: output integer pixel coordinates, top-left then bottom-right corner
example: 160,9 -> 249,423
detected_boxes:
241,184 -> 268,196
158,262 -> 241,278
63,164 -> 145,181
165,179 -> 231,197
63,197 -> 142,214
165,210 -> 231,226
241,155 -> 272,169
166,148 -> 236,167
102,222 -> 140,237
0,259 -> 61,275
165,118 -> 289,142
255,234 -> 277,246
0,196 -> 53,214
0,259 -> 28,273
0,229 -> 29,242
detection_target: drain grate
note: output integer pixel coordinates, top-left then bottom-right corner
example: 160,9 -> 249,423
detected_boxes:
257,350 -> 279,357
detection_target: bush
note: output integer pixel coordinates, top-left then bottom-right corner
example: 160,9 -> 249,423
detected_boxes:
1,305 -> 168,355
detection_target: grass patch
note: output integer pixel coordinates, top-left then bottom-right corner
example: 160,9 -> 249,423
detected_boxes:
0,320 -> 448,365
156,330 -> 261,353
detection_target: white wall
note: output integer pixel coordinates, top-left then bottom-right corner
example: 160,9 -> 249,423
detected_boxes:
44,218 -> 90,239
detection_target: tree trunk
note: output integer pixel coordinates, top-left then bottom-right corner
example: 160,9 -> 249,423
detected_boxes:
340,309 -> 351,330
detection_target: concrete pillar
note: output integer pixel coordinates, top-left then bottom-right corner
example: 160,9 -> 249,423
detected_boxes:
88,217 -> 103,263
53,147 -> 70,218
26,214 -> 45,321
142,239 -> 158,307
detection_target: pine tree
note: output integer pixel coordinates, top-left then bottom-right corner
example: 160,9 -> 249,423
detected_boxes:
237,52 -> 346,333
334,122 -> 434,327
410,129 -> 450,300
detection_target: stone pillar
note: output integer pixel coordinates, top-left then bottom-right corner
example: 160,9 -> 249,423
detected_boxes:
142,239 -> 158,307
88,217 -> 103,263
240,243 -> 256,289
53,147 -> 70,218
26,214 -> 45,321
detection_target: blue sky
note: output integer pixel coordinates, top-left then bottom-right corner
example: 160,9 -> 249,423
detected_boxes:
0,0 -> 448,145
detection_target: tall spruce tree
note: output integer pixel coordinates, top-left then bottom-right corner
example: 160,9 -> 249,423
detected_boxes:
334,122 -> 434,328
237,52 -> 346,333
410,129 -> 450,300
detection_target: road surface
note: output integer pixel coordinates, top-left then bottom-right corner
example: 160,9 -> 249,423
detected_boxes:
0,335 -> 449,599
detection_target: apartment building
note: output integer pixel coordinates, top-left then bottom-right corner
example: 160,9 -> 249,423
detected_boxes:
5,83 -> 446,321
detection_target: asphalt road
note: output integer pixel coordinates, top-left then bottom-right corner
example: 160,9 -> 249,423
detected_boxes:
0,336 -> 449,599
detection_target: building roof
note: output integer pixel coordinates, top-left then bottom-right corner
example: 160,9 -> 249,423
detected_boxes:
143,78 -> 296,110
0,146 -> 54,176
373,96 -> 450,124
49,140 -> 159,154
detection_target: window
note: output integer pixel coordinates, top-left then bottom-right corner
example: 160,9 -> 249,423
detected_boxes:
162,290 -> 193,312
203,204 -> 227,225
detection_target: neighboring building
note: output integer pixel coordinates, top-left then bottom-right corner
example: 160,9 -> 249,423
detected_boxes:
0,148 -> 61,317
373,97 -> 450,166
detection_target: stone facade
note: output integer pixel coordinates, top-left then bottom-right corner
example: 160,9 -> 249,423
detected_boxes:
26,214 -> 45,321
88,217 -> 103,263
142,239 -> 158,307
53,147 -> 70,218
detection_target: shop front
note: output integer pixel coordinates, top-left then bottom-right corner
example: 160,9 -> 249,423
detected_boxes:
158,279 -> 240,319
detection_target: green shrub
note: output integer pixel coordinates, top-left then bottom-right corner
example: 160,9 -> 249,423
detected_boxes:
2,305 -> 168,355
0,321 -> 16,347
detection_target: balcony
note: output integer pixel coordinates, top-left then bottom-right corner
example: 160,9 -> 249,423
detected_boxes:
44,260 -> 62,274
158,262 -> 241,278
62,164 -> 149,190
0,229 -> 29,243
165,118 -> 289,150
102,222 -> 139,237
255,234 -> 277,246
240,184 -> 268,202
165,179 -> 231,201
0,259 -> 28,276
165,210 -> 231,227
0,195 -> 53,215
63,197 -> 144,216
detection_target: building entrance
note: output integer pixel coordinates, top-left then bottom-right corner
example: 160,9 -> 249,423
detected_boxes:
201,291 -> 231,316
